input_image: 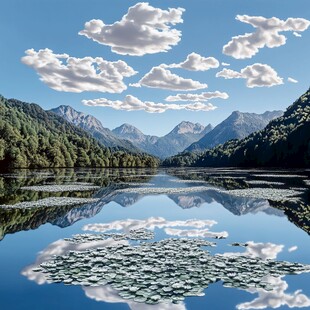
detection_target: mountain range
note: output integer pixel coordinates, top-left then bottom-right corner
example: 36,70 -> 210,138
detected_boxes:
186,110 -> 283,152
52,105 -> 283,159
113,122 -> 213,158
164,87 -> 310,168
52,105 -> 214,158
50,105 -> 139,152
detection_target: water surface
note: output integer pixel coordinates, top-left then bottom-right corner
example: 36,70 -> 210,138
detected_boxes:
0,168 -> 309,310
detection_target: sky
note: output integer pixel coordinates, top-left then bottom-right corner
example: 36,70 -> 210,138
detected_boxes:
0,0 -> 309,136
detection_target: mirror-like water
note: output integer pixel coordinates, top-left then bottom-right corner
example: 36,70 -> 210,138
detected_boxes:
0,168 -> 309,310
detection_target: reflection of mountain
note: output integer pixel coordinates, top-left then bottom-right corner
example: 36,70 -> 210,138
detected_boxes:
0,203 -> 100,240
168,190 -> 284,216
49,203 -> 104,228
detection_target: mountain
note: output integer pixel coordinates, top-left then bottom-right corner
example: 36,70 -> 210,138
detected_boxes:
186,110 -> 283,152
113,121 -> 212,158
50,105 -> 139,152
163,87 -> 310,168
0,95 -> 159,169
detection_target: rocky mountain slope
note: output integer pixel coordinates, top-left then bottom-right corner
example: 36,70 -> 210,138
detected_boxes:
186,111 -> 283,152
50,105 -> 139,152
113,121 -> 212,158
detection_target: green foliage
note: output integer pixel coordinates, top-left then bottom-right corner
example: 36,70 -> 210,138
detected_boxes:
0,96 -> 159,169
163,87 -> 310,168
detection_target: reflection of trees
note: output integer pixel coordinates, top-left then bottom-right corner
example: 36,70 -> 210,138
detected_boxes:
269,201 -> 310,235
0,203 -> 97,240
166,169 -> 310,234
0,168 -> 156,205
0,168 -> 156,239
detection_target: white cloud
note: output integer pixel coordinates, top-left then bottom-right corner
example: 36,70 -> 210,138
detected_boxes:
164,52 -> 219,71
165,91 -> 229,102
216,63 -> 283,88
222,62 -> 230,66
164,228 -> 228,239
21,48 -> 137,93
83,95 -> 217,113
288,245 -> 298,252
223,15 -> 310,59
216,68 -> 243,79
288,77 -> 298,83
224,241 -> 284,260
84,217 -> 228,239
79,2 -> 185,56
84,286 -> 186,310
293,31 -> 302,37
83,217 -> 218,233
134,66 -> 208,90
237,276 -> 310,310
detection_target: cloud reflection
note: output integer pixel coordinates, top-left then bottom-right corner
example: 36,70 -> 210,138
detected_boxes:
83,217 -> 228,239
84,286 -> 186,310
237,276 -> 310,309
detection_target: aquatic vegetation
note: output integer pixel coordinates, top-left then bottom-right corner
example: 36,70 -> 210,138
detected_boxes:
246,180 -> 285,186
66,229 -> 155,244
224,188 -> 302,202
21,183 -> 100,192
117,186 -> 215,195
253,174 -> 307,178
304,180 -> 310,186
0,197 -> 98,209
35,231 -> 310,305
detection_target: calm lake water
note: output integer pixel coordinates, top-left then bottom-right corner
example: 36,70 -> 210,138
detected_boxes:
0,168 -> 309,310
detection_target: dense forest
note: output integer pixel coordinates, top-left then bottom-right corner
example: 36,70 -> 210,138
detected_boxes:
163,87 -> 310,168
0,96 -> 159,169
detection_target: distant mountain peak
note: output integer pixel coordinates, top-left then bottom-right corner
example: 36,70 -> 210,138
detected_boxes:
186,110 -> 283,152
50,105 -> 140,152
51,105 -> 104,132
113,123 -> 144,136
170,121 -> 208,135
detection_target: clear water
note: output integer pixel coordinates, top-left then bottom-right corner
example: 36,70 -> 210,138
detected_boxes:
0,168 -> 309,310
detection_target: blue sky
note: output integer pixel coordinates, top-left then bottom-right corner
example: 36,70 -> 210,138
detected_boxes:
0,0 -> 309,135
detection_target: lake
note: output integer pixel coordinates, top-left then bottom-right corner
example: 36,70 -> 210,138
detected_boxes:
0,167 -> 309,310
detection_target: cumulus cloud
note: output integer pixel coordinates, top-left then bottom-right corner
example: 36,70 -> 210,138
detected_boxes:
165,91 -> 229,102
83,217 -> 218,233
293,31 -> 302,37
216,63 -> 283,88
83,95 -> 217,113
83,217 -> 228,239
164,228 -> 228,239
237,276 -> 310,310
223,15 -> 310,59
288,77 -> 298,83
21,48 -> 137,93
164,52 -> 219,71
79,2 -> 185,56
222,62 -> 230,66
133,66 -> 208,90
84,286 -> 186,310
224,241 -> 284,260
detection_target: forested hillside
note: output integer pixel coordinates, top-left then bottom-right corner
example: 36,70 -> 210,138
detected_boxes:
163,87 -> 310,168
0,96 -> 159,169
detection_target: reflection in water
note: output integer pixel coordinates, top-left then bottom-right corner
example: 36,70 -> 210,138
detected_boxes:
21,238 -> 129,285
2,169 -> 309,240
84,286 -> 186,310
22,226 -> 310,309
237,276 -> 310,310
224,241 -> 284,260
83,217 -> 227,239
